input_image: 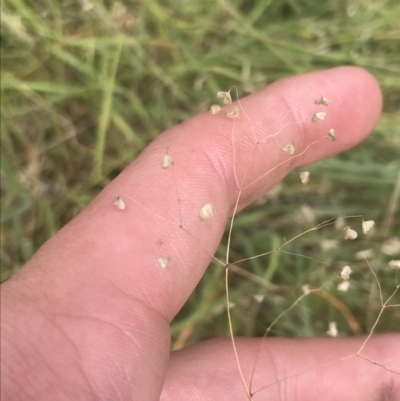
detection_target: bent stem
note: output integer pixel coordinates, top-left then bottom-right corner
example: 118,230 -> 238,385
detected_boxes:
225,265 -> 252,400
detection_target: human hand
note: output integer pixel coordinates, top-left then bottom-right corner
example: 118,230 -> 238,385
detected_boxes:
1,67 -> 399,401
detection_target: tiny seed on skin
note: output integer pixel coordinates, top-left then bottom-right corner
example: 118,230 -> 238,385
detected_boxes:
217,91 -> 232,105
210,104 -> 222,115
362,220 -> 375,234
300,171 -> 310,184
283,142 -> 296,155
314,96 -> 332,106
340,265 -> 353,280
325,128 -> 337,141
161,154 -> 174,169
343,226 -> 358,240
158,256 -> 170,269
112,197 -> 126,210
199,202 -> 214,220
327,322 -> 338,337
227,107 -> 239,119
311,111 -> 327,123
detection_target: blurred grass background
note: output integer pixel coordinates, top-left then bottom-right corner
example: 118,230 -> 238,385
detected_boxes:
1,0 -> 399,349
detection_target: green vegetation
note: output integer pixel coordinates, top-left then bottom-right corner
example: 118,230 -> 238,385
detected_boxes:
2,0 -> 399,349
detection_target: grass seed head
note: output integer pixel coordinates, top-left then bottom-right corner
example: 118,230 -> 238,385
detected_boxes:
217,91 -> 232,105
362,220 -> 375,234
112,196 -> 126,210
161,154 -> 174,169
340,265 -> 353,280
355,249 -> 374,260
381,237 -> 400,255
227,106 -> 239,119
325,128 -> 337,141
158,256 -> 170,269
283,142 -> 296,155
311,111 -> 327,123
300,171 -> 310,184
210,104 -> 222,115
253,294 -> 265,303
388,260 -> 400,270
314,96 -> 332,106
199,202 -> 214,220
327,321 -> 338,337
343,226 -> 358,240
302,284 -> 311,295
338,280 -> 350,292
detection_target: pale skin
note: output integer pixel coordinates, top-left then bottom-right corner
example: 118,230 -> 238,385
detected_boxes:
1,67 -> 399,401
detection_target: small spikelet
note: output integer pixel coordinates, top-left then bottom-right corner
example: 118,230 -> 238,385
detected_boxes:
217,91 -> 232,105
158,256 -> 170,269
199,202 -> 213,220
327,322 -> 338,337
227,107 -> 239,119
343,226 -> 358,240
355,249 -> 374,260
388,260 -> 400,270
161,154 -> 174,169
340,265 -> 353,280
381,237 -> 400,255
302,284 -> 311,295
311,111 -> 327,123
112,196 -> 126,210
325,128 -> 337,141
338,280 -> 350,292
362,220 -> 375,234
210,104 -> 222,115
283,142 -> 296,155
314,96 -> 332,106
253,294 -> 265,303
300,171 -> 310,184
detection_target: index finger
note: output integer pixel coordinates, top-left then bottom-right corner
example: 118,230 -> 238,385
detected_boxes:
23,66 -> 381,319
2,66 -> 382,401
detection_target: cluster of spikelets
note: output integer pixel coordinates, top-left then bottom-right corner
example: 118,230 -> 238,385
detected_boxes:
110,90 -> 400,275
108,88 -> 400,401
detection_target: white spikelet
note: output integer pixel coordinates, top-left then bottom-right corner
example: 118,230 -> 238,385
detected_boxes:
217,91 -> 232,105
340,265 -> 353,280
283,142 -> 296,155
253,294 -> 265,303
314,96 -> 332,106
158,256 -> 170,269
388,260 -> 400,270
362,220 -> 375,234
210,104 -> 222,115
325,128 -> 337,141
112,197 -> 126,210
343,226 -> 358,240
227,107 -> 239,118
338,281 -> 350,292
300,171 -> 310,184
302,284 -> 311,295
199,202 -> 214,220
355,249 -> 374,260
327,322 -> 338,337
381,237 -> 400,256
161,154 -> 174,169
311,111 -> 327,123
